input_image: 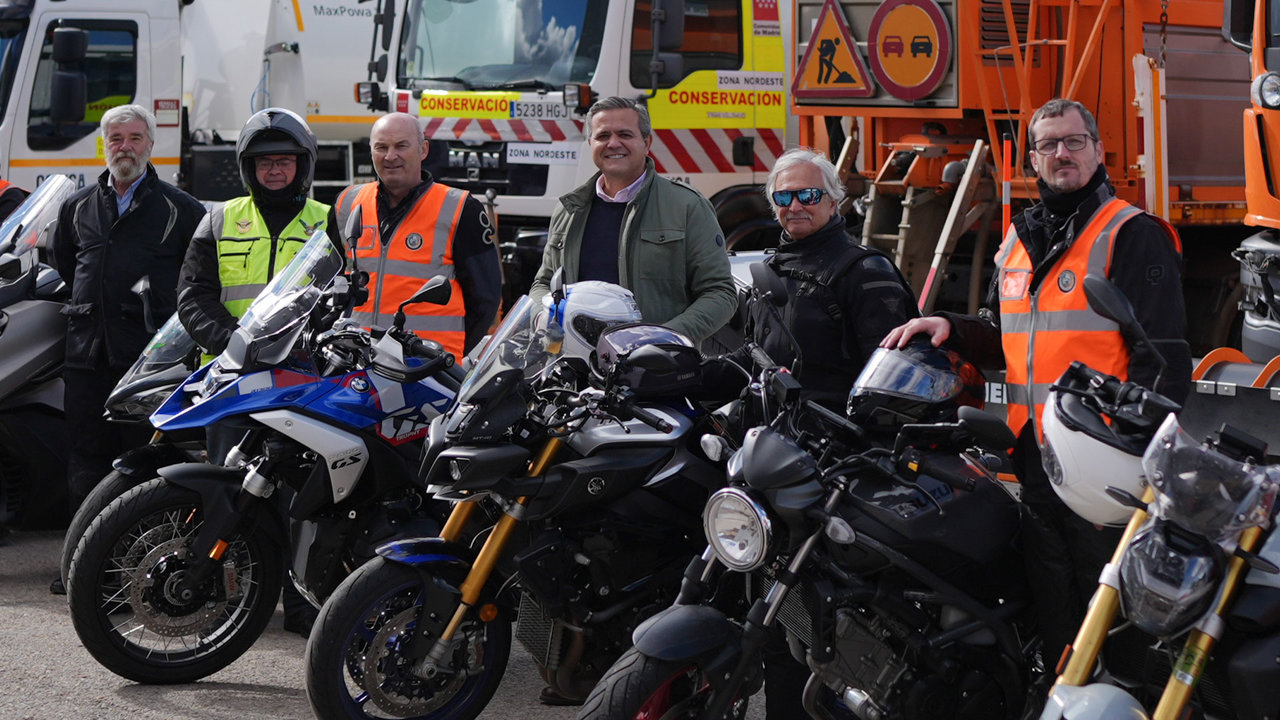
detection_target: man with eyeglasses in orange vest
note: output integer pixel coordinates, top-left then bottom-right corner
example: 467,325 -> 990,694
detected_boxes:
881,98 -> 1192,664
332,113 -> 500,359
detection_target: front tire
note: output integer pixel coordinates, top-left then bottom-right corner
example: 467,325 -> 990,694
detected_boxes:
60,469 -> 143,593
67,477 -> 282,683
305,557 -> 511,720
576,647 -> 737,720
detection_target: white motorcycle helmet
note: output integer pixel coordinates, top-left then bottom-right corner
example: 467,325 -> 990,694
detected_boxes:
546,281 -> 643,363
1039,369 -> 1155,527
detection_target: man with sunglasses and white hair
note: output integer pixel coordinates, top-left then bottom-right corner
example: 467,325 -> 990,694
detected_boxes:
735,146 -> 917,410
881,98 -> 1191,664
698,146 -> 916,718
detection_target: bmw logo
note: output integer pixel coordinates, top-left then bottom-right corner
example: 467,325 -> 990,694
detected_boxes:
406,233 -> 424,251
350,377 -> 370,393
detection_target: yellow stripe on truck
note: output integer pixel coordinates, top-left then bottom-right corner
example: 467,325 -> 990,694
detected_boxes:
10,156 -> 181,167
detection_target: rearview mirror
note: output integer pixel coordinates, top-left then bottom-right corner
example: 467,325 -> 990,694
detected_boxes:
399,275 -> 452,311
957,406 -> 1016,452
749,262 -> 787,307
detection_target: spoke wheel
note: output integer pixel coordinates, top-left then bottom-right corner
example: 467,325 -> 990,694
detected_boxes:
67,478 -> 281,684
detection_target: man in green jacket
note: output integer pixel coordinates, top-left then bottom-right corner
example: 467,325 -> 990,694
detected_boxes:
529,96 -> 736,344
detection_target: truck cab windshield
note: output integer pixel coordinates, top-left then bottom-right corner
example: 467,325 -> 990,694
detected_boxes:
399,0 -> 603,90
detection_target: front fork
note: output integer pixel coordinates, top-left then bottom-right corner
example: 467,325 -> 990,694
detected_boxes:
413,437 -> 564,677
1051,489 -> 1264,720
700,487 -> 843,720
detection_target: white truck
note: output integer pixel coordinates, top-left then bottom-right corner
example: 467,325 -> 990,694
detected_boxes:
357,0 -> 798,304
1,0 -> 380,203
0,0 -> 381,528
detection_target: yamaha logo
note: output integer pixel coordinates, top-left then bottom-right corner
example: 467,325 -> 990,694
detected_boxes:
406,233 -> 423,251
587,477 -> 606,495
1057,269 -> 1076,294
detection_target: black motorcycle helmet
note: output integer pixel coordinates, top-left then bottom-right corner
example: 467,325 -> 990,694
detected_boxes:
846,336 -> 985,428
236,107 -> 317,203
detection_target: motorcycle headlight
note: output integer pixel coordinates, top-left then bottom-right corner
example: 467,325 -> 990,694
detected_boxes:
1119,519 -> 1225,638
704,487 -> 773,571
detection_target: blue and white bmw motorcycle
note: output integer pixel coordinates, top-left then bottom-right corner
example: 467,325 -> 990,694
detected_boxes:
67,229 -> 462,684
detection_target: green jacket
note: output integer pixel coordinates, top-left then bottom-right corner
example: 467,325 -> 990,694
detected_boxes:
530,158 -> 736,343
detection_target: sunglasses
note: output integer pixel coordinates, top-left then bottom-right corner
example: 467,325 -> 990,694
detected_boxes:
771,188 -> 826,207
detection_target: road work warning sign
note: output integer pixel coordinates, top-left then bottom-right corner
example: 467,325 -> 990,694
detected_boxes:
792,0 -> 874,99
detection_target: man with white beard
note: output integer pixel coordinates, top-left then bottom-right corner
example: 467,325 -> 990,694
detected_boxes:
48,105 -> 205,593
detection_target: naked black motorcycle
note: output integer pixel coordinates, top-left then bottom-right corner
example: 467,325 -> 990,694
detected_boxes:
578,344 -> 1039,720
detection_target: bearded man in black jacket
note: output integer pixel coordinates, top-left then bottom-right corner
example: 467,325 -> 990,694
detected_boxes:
49,104 -> 206,593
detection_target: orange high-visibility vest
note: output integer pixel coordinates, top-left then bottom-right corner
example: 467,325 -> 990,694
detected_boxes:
996,198 -> 1180,440
335,182 -> 469,358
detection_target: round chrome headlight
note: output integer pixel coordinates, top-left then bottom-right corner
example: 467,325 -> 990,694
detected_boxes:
703,487 -> 772,571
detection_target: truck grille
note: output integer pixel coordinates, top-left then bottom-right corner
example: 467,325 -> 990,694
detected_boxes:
428,142 -> 548,197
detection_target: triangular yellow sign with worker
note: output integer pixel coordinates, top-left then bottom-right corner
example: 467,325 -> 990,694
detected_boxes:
793,0 -> 875,99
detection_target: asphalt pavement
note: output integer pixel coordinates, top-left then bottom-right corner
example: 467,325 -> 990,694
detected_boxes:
0,529 -> 589,720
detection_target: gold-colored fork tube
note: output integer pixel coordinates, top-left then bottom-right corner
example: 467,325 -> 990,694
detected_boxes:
1152,524 -> 1265,720
1054,488 -> 1154,688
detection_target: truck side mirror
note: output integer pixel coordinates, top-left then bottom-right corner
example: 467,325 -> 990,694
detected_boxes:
378,0 -> 396,53
647,0 -> 685,95
50,28 -> 89,126
1222,0 -> 1252,51
654,0 -> 685,51
52,27 -> 88,64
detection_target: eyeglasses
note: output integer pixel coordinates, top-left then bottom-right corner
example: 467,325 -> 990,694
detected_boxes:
770,188 -> 826,207
1031,134 -> 1095,155
254,156 -> 297,171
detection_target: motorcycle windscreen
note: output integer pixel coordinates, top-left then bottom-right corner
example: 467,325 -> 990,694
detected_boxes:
0,174 -> 76,258
105,312 -> 199,420
457,294 -> 561,402
1141,414 -> 1277,539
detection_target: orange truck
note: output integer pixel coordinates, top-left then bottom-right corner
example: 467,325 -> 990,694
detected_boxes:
786,0 -> 1280,443
788,0 -> 1261,356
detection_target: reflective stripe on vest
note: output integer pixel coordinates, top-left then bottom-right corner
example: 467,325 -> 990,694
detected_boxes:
344,182 -> 469,358
202,197 -> 330,363
997,198 -> 1180,440
215,196 -> 330,319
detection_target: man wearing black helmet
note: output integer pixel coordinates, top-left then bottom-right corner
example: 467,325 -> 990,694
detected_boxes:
174,108 -> 335,636
177,108 -> 336,359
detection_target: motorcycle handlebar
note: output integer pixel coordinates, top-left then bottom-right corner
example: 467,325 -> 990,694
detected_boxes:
749,345 -> 776,371
620,398 -> 673,433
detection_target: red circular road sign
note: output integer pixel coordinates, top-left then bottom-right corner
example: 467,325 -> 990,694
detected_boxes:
868,0 -> 952,101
